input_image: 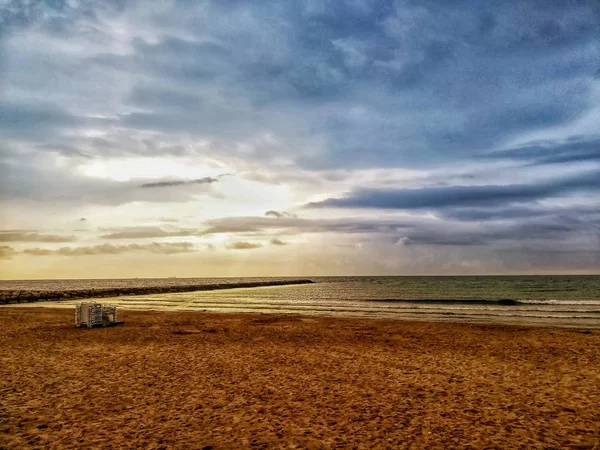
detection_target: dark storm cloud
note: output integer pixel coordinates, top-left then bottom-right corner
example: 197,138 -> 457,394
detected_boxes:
265,210 -> 298,218
0,232 -> 76,243
481,135 -> 600,166
199,210 -> 600,254
140,177 -> 219,188
440,204 -> 600,222
395,216 -> 596,249
3,0 -> 596,169
308,170 -> 600,210
270,239 -> 288,246
2,0 -> 600,272
22,242 -> 195,256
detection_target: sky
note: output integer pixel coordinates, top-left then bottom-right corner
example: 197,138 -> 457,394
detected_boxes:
0,0 -> 599,279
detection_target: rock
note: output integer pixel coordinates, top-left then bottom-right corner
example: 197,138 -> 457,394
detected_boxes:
498,299 -> 517,305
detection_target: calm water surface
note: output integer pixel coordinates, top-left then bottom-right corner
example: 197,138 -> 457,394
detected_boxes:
4,276 -> 600,328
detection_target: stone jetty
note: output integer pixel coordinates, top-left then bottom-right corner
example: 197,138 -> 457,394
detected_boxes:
0,279 -> 314,305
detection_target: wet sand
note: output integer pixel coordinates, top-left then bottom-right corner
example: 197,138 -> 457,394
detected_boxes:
1,308 -> 599,449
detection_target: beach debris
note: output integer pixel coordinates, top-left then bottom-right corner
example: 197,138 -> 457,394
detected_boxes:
75,302 -> 119,328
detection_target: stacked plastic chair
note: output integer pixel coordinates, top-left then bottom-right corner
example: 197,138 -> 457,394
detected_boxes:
75,303 -> 112,328
101,305 -> 117,326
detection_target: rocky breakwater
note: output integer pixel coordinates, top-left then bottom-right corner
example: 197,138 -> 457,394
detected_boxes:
0,279 -> 314,305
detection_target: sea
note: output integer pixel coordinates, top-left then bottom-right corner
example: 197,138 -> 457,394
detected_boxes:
2,275 -> 600,328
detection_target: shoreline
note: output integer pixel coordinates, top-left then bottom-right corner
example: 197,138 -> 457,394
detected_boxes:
1,307 -> 599,448
5,302 -> 600,330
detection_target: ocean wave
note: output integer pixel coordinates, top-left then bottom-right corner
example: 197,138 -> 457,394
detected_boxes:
364,298 -> 600,306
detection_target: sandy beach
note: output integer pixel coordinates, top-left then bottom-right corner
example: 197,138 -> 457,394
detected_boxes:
1,308 -> 599,449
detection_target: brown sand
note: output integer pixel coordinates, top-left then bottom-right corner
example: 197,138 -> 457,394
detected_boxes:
1,308 -> 599,449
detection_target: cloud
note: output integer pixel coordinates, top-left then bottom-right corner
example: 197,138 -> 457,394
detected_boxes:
0,102 -> 83,141
225,241 -> 262,250
100,227 -> 197,239
22,242 -> 195,256
265,210 -> 298,218
140,177 -> 219,188
440,204 -> 600,222
0,232 -> 76,243
395,237 -> 412,247
1,0 -> 600,274
334,243 -> 362,249
2,0 -> 598,174
307,170 -> 600,210
200,216 -> 413,236
270,239 -> 288,246
0,152 -> 218,205
199,209 -> 600,254
21,248 -> 53,256
481,135 -> 600,166
0,246 -> 16,260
